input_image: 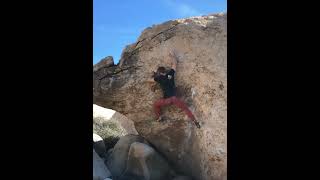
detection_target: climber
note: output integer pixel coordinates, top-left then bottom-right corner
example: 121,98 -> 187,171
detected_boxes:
147,50 -> 201,128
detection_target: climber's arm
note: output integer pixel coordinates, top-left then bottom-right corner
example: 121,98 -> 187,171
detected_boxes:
146,71 -> 158,83
146,78 -> 155,83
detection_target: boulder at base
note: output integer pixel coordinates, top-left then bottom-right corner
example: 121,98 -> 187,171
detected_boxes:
106,135 -> 148,179
93,149 -> 111,180
121,142 -> 172,180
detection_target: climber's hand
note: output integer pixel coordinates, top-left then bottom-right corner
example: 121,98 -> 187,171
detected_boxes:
151,84 -> 156,92
146,71 -> 158,83
151,71 -> 157,78
146,78 -> 155,83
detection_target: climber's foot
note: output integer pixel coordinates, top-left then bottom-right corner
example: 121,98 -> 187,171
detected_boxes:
194,121 -> 201,129
156,116 -> 164,122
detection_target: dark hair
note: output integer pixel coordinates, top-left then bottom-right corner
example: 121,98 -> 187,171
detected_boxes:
157,66 -> 166,74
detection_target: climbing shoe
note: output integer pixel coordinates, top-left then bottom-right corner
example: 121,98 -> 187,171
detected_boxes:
194,121 -> 201,129
156,116 -> 164,122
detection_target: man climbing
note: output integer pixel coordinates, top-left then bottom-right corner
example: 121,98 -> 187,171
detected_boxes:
147,51 -> 201,128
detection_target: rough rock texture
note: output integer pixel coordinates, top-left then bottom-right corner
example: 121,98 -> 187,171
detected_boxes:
93,104 -> 139,149
106,135 -> 149,179
122,142 -> 172,180
94,56 -> 115,72
94,13 -> 227,180
93,149 -> 112,180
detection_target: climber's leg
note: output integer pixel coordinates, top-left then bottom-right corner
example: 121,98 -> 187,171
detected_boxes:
153,98 -> 172,121
153,99 -> 164,119
171,96 -> 201,128
171,96 -> 196,121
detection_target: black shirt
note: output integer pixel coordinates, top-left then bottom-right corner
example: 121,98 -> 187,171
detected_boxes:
154,69 -> 176,98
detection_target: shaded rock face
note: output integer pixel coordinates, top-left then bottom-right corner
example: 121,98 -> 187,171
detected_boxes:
93,149 -> 112,180
93,133 -> 107,158
122,142 -> 172,180
106,135 -> 149,179
94,13 -> 227,180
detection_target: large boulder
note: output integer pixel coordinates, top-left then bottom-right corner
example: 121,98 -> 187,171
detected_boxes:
94,13 -> 227,180
122,142 -> 172,180
106,135 -> 148,179
93,104 -> 138,150
93,149 -> 112,180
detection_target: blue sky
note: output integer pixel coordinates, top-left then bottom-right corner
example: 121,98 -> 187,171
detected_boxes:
93,0 -> 227,65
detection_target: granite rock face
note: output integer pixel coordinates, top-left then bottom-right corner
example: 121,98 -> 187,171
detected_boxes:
94,13 -> 227,180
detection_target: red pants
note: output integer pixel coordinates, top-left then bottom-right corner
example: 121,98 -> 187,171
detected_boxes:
153,96 -> 195,121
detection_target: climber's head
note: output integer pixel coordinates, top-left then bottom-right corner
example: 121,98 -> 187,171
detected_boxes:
157,66 -> 166,75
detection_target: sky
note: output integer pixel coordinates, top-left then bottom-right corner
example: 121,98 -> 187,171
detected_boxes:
93,0 -> 227,65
